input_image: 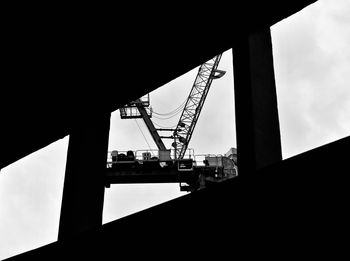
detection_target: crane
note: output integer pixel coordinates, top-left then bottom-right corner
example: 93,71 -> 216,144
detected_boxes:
119,96 -> 167,151
108,54 -> 236,192
172,54 -> 225,159
119,54 -> 225,157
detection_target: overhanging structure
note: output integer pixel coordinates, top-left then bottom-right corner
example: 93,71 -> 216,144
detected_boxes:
2,1 -> 348,259
1,1 -> 317,169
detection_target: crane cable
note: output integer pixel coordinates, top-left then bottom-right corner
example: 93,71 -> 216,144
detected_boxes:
152,109 -> 183,120
133,96 -> 187,141
152,120 -> 177,129
152,98 -> 187,116
150,97 -> 187,128
134,120 -> 155,155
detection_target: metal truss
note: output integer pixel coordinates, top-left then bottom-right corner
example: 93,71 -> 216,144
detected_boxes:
172,54 -> 225,159
119,94 -> 151,119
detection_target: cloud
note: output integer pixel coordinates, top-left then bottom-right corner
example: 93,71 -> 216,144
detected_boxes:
103,184 -> 183,223
272,0 -> 350,158
0,137 -> 68,259
1,2 -> 349,259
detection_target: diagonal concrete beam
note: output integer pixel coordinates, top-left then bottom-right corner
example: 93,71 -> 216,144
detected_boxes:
233,28 -> 282,175
58,113 -> 111,240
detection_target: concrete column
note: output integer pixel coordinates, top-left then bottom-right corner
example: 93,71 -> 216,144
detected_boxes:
232,28 -> 282,175
58,113 -> 111,240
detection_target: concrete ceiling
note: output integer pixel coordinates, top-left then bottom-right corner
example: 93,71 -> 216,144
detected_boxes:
1,1 -> 317,169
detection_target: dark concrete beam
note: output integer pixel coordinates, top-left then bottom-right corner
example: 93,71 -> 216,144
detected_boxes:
0,1 -> 318,170
58,113 -> 111,240
6,136 -> 349,259
233,28 -> 282,175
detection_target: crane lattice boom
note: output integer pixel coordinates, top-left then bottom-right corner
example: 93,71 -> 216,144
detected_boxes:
172,54 -> 224,159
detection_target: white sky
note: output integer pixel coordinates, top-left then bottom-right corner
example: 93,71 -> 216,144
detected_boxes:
1,0 -> 349,259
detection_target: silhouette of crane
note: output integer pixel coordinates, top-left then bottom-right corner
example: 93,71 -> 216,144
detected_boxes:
106,54 -> 236,192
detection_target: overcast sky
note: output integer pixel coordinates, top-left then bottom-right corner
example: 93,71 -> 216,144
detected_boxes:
272,0 -> 350,157
1,0 -> 349,259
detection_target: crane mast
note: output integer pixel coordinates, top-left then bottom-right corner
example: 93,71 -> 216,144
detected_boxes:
172,54 -> 225,159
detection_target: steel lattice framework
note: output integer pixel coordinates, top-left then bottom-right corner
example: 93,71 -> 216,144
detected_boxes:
173,54 -> 224,159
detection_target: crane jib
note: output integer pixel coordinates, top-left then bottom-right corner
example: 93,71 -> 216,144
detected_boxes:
173,54 -> 225,159
118,54 -> 225,160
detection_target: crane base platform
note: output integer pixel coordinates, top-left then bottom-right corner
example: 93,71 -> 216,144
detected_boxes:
105,159 -> 236,191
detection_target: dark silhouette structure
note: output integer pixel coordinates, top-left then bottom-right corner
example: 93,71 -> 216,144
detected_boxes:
2,1 -> 348,259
